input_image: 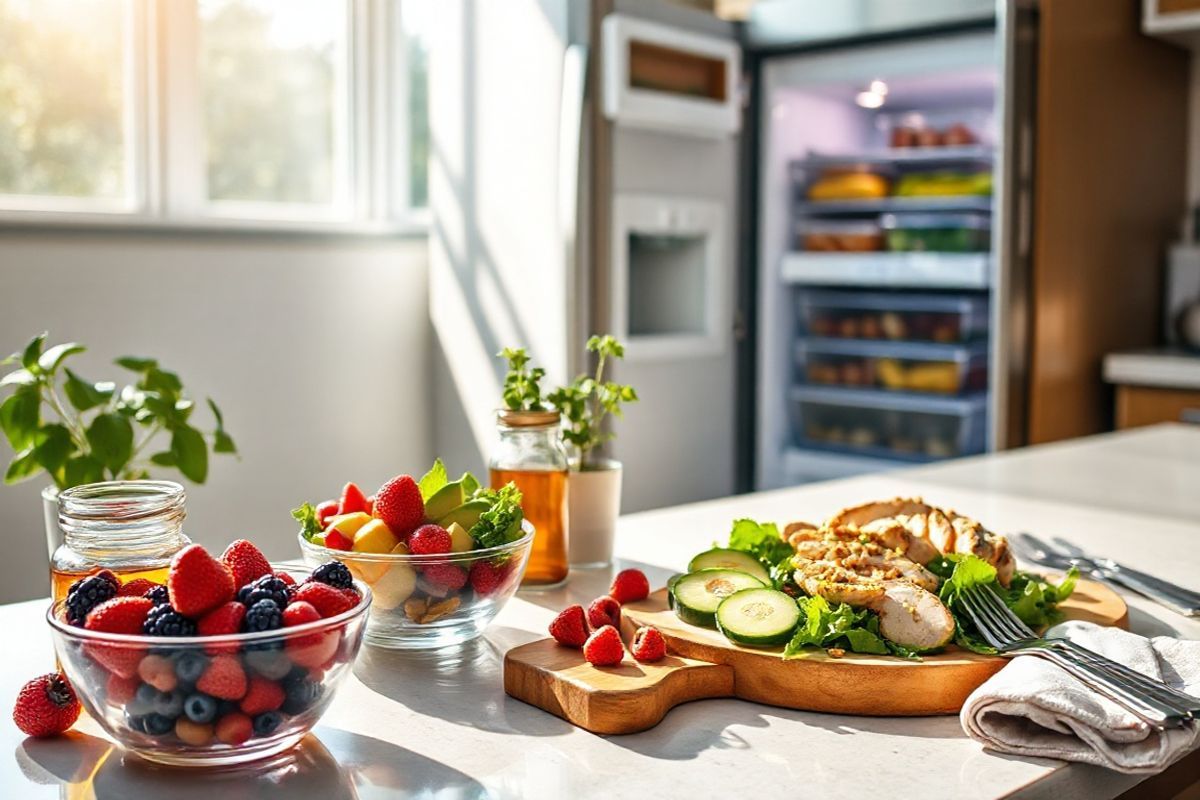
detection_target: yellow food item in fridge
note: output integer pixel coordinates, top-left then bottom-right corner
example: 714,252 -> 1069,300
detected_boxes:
808,172 -> 890,201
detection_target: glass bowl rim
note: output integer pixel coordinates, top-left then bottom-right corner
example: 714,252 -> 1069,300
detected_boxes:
296,519 -> 535,563
46,565 -> 372,647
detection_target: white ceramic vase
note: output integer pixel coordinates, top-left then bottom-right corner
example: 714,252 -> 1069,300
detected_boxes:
567,460 -> 622,568
43,485 -> 62,560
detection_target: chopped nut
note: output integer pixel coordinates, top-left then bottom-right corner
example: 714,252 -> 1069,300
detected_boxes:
420,596 -> 462,623
827,647 -> 846,658
404,597 -> 428,621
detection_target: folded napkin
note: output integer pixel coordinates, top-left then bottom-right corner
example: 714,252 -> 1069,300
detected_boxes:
960,620 -> 1200,773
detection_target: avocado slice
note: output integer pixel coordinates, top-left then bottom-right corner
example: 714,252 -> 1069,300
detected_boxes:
424,479 -> 465,522
436,498 -> 490,532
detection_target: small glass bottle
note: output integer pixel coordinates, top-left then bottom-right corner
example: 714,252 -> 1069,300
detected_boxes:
489,409 -> 569,588
50,481 -> 191,602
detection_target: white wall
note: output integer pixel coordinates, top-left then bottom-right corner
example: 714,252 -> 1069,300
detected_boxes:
0,231 -> 431,603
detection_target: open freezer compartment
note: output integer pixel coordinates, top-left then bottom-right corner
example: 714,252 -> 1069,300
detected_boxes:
754,29 -> 1001,489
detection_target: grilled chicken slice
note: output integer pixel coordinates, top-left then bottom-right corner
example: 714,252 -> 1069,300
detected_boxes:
867,581 -> 956,651
794,561 -> 886,606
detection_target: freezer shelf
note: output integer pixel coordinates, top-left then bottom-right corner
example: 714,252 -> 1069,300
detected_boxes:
796,339 -> 988,395
797,146 -> 995,170
793,196 -> 993,215
781,252 -> 991,289
799,289 -> 989,343
789,385 -> 987,462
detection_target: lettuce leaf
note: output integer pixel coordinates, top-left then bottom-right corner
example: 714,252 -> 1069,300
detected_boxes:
726,519 -> 795,589
469,482 -> 525,549
783,595 -> 897,657
292,502 -> 323,543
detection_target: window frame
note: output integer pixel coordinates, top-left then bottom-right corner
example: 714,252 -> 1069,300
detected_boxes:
0,0 -> 427,233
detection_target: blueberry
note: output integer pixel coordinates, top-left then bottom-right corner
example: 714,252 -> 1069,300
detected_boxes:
174,652 -> 208,684
142,713 -> 173,736
183,693 -> 217,724
152,689 -> 184,719
128,683 -> 158,716
244,648 -> 292,680
124,710 -> 146,733
217,699 -> 239,717
252,711 -> 283,737
282,678 -> 323,715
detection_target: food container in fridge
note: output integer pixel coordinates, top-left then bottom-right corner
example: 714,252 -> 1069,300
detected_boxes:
789,386 -> 987,461
796,339 -> 988,395
795,219 -> 884,252
881,212 -> 991,252
798,289 -> 989,343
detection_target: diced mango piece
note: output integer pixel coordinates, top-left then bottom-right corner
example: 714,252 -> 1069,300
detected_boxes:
326,512 -> 372,540
343,554 -> 389,583
353,518 -> 401,554
371,563 -> 417,610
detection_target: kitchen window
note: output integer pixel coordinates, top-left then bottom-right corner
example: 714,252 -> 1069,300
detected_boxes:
0,0 -> 430,231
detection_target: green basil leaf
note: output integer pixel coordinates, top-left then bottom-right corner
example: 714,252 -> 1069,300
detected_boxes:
63,368 -> 115,412
150,451 -> 176,466
38,343 -> 85,373
171,426 -> 208,483
21,333 -> 47,372
86,412 -> 134,474
4,447 -> 40,484
32,424 -> 74,481
115,356 -> 157,373
0,368 -> 36,388
64,455 -> 106,488
0,386 -> 40,450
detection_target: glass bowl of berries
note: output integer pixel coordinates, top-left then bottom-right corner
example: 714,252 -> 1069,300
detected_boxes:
295,464 -> 534,650
46,541 -> 371,767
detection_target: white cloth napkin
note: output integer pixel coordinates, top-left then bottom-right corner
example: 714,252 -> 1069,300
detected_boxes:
960,620 -> 1200,773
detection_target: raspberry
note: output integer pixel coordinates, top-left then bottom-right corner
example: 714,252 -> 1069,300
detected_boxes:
631,626 -> 667,663
291,581 -> 355,618
237,575 -> 290,608
137,655 -> 178,692
309,561 -> 354,591
117,578 -> 158,598
196,655 -> 247,701
469,559 -> 507,595
220,540 -> 273,589
422,562 -> 467,591
143,604 -> 197,637
196,602 -> 247,654
65,571 -> 119,625
12,673 -> 80,737
609,569 -> 650,604
371,474 -> 425,537
168,545 -> 236,618
582,625 -> 624,666
586,596 -> 621,631
239,676 -> 285,715
548,605 -> 589,647
244,599 -> 283,633
214,712 -> 253,745
409,524 -> 452,555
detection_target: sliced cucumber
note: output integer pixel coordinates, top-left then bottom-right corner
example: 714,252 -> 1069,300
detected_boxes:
666,573 -> 684,609
672,569 -> 767,628
687,548 -> 771,585
715,588 -> 802,646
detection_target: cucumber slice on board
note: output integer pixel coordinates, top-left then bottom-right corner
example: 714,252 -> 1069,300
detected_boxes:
672,569 -> 767,628
666,573 -> 684,609
715,588 -> 802,646
687,548 -> 771,585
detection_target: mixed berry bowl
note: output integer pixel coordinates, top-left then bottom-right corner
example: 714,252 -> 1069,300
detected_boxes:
298,521 -> 533,649
47,562 -> 370,767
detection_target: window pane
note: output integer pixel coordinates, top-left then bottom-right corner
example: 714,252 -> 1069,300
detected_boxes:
402,0 -> 432,209
0,0 -> 129,200
199,0 -> 347,207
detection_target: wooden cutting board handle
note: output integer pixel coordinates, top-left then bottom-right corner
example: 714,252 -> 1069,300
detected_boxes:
503,639 -> 734,735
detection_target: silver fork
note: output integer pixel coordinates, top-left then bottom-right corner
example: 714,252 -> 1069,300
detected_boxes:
955,583 -> 1200,729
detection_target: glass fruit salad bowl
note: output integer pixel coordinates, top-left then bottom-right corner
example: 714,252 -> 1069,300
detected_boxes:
46,542 -> 370,767
294,460 -> 533,649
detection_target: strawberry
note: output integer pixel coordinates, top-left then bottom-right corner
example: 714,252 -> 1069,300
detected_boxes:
288,628 -> 340,668
372,474 -> 424,537
469,559 -> 507,596
292,582 -> 355,618
315,499 -> 340,527
168,544 -> 235,618
84,597 -> 153,677
338,482 -> 370,515
282,600 -> 320,628
137,654 -> 178,692
409,524 -> 452,555
582,625 -> 624,666
117,578 -> 158,598
12,673 -> 80,737
276,571 -> 297,587
196,602 -> 247,654
220,539 -> 272,589
586,596 -> 621,631
214,712 -> 252,746
423,562 -> 467,591
197,654 -> 247,700
609,569 -> 650,604
366,494 -> 376,515
239,676 -> 285,715
631,626 -> 666,663
548,604 -> 589,647
323,528 -> 353,551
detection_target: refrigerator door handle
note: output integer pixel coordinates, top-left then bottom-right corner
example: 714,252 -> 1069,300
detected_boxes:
558,42 -> 589,369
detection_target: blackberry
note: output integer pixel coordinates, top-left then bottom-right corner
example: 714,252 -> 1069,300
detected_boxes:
65,573 -> 119,625
310,561 -> 354,591
237,575 -> 290,608
282,676 -> 323,714
144,585 -> 170,606
244,599 -> 282,633
183,693 -> 217,724
252,711 -> 283,737
143,604 -> 197,637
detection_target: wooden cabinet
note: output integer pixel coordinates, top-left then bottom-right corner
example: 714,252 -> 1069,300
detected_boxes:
1115,385 -> 1200,428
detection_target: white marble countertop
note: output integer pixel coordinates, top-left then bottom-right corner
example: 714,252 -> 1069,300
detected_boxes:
1103,348 -> 1200,390
3,424 -> 1199,799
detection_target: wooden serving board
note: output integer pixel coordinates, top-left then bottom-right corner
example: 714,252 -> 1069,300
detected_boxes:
503,579 -> 1127,735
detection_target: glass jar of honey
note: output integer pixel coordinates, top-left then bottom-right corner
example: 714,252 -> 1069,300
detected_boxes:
50,481 -> 190,602
489,409 -> 569,588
